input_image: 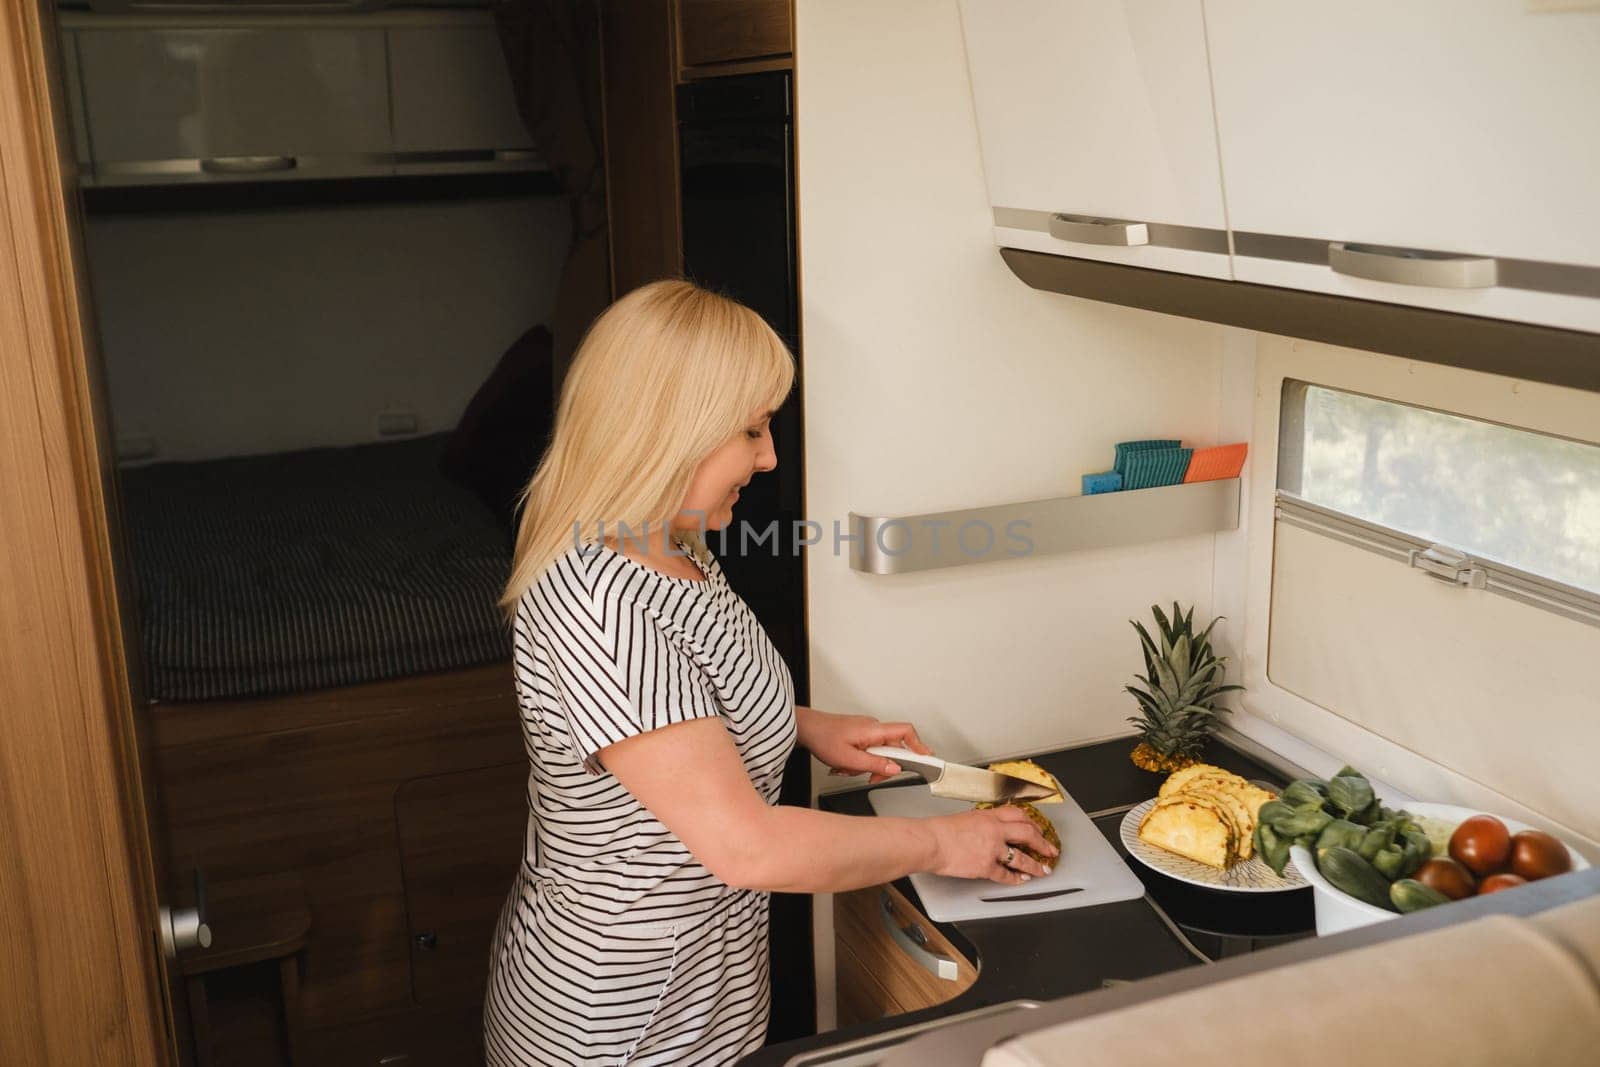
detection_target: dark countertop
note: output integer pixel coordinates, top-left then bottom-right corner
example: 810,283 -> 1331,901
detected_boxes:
742,735 -> 1311,1067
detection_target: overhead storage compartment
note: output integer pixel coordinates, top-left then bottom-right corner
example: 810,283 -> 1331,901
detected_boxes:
958,0 -> 1232,280
75,20 -> 393,184
387,22 -> 535,174
61,10 -> 541,187
1205,0 -> 1600,335
960,0 -> 1600,339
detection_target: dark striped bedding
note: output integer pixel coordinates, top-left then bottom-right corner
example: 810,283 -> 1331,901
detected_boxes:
120,433 -> 512,703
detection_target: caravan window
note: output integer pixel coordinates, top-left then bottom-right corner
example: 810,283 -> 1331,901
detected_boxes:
1277,380 -> 1600,616
1263,374 -> 1600,840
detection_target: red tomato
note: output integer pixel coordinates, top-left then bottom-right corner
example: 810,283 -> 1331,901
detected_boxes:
1478,873 -> 1527,895
1509,830 -> 1573,881
1413,857 -> 1477,901
1450,815 -> 1512,877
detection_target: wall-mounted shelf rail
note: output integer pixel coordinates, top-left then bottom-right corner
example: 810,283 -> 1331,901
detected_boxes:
848,478 -> 1240,575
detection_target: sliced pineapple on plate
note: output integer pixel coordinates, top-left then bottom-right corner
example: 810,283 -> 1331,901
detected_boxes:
1138,797 -> 1235,869
1158,762 -> 1233,798
1179,784 -> 1255,860
1188,773 -> 1276,826
1141,764 -> 1280,868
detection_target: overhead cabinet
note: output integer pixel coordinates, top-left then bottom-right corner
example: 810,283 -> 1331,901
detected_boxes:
62,12 -> 537,187
75,22 -> 393,184
960,0 -> 1600,335
1205,0 -> 1600,335
958,0 -> 1232,280
387,24 -> 536,174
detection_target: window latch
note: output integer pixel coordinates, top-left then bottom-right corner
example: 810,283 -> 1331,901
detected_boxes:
1407,544 -> 1487,589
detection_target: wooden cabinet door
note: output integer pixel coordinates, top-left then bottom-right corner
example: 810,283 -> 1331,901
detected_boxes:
677,0 -> 792,69
834,884 -> 976,1027
1206,0 -> 1600,333
395,762 -> 528,1006
1,3 -> 181,1062
959,0 -> 1231,279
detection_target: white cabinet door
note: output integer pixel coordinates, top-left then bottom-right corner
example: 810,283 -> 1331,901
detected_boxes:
1206,0 -> 1600,333
388,24 -> 534,172
76,25 -> 392,184
958,0 -> 1231,279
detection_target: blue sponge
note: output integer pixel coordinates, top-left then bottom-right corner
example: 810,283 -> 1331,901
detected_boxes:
1121,448 -> 1193,490
1082,471 -> 1123,495
1114,439 -> 1182,477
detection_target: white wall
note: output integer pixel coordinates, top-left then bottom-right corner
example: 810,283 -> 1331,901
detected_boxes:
797,0 -> 1228,762
85,195 -> 570,462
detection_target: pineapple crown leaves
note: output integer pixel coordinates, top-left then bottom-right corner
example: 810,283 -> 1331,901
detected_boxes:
1125,602 -> 1242,753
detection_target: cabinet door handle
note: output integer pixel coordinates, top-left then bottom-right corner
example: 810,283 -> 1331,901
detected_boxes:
1048,212 -> 1149,247
200,155 -> 298,175
879,890 -> 959,981
1328,241 -> 1497,289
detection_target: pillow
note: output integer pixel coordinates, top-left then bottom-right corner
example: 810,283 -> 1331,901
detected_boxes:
440,324 -> 555,534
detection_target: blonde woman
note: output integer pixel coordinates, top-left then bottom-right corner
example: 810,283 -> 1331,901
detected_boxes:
482,280 -> 1056,1067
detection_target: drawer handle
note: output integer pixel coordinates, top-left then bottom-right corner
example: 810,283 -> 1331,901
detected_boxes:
879,890 -> 959,981
200,155 -> 298,175
1328,241 -> 1497,289
1048,212 -> 1149,247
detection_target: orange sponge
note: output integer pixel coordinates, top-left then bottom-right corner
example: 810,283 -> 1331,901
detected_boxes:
1183,443 -> 1248,483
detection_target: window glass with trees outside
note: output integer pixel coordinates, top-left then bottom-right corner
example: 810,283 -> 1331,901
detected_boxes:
1278,381 -> 1600,596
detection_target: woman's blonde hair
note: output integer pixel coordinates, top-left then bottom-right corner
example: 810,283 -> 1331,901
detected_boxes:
500,279 -> 795,617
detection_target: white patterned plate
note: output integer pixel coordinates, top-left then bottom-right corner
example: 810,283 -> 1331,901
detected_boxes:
1119,798 -> 1309,892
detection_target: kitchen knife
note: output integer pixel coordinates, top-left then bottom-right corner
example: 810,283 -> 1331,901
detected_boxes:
865,747 -> 1058,804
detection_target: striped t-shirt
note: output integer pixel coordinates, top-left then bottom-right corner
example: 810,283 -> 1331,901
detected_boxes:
484,537 -> 797,1066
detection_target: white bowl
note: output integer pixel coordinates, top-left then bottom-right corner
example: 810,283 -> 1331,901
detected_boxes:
1291,801 -> 1592,936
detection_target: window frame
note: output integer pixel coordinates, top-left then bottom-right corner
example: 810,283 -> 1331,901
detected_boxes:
1275,378 -> 1600,630
1215,335 -> 1600,855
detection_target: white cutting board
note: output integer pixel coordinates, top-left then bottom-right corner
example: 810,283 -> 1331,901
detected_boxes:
867,784 -> 1146,922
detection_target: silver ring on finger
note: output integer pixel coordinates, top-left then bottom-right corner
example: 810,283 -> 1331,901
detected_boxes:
1002,846 -> 1015,867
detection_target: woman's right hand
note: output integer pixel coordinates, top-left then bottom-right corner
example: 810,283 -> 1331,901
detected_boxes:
928,808 -> 1059,885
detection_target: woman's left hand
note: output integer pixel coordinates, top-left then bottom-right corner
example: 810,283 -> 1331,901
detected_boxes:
797,707 -> 933,784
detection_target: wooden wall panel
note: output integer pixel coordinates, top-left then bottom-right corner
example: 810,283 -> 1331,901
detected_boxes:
151,664 -> 524,1060
678,0 -> 792,68
0,2 -> 171,1064
600,0 -> 682,294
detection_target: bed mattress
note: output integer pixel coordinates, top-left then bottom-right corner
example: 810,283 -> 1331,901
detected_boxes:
120,434 -> 513,702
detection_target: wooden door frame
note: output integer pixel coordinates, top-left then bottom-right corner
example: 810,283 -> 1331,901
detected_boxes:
0,3 -> 174,1064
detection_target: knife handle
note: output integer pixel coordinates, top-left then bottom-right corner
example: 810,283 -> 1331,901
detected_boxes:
865,746 -> 945,782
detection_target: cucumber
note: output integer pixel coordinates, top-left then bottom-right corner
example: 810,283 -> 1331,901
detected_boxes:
1318,846 -> 1397,911
1390,879 -> 1451,913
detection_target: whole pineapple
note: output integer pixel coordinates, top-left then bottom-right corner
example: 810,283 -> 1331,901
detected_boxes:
1126,603 -> 1242,774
